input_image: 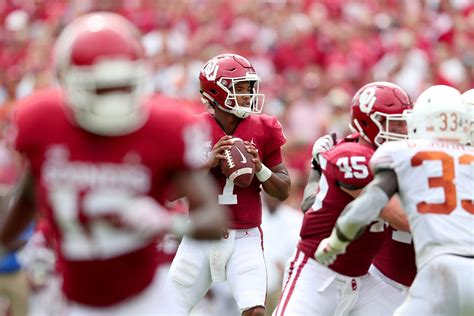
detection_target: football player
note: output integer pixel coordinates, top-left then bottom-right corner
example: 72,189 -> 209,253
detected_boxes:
168,53 -> 291,316
0,12 -> 227,315
316,85 -> 474,315
353,88 -> 472,301
274,82 -> 412,316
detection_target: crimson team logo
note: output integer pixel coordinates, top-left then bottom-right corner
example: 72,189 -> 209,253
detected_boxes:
358,87 -> 377,114
202,60 -> 219,81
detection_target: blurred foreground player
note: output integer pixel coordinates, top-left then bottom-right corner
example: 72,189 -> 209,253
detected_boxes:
0,12 -> 226,315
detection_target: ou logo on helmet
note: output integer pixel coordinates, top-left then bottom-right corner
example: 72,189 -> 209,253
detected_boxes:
359,87 -> 377,113
203,60 -> 220,81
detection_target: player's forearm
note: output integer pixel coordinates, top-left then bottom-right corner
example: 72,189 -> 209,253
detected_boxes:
301,182 -> 317,213
336,184 -> 390,240
187,203 -> 227,240
260,170 -> 290,201
301,192 -> 316,213
179,170 -> 228,239
379,196 -> 410,232
301,169 -> 321,213
0,199 -> 36,247
0,172 -> 36,246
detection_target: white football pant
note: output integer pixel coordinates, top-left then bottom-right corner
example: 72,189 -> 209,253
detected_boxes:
273,249 -> 403,316
168,227 -> 267,314
368,264 -> 408,313
395,254 -> 474,316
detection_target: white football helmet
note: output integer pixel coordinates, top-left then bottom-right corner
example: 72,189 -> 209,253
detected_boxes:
54,12 -> 150,136
408,85 -> 470,143
461,89 -> 474,145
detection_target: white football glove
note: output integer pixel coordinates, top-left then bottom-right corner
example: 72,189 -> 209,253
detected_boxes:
312,133 -> 337,164
17,231 -> 56,288
314,229 -> 348,266
121,196 -> 173,239
120,196 -> 189,239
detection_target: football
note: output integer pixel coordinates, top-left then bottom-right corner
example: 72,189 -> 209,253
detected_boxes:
220,138 -> 255,187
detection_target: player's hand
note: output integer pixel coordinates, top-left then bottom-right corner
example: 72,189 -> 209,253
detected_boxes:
205,135 -> 234,168
119,196 -> 172,239
17,231 -> 56,288
312,133 -> 337,164
315,232 -> 348,266
244,141 -> 262,171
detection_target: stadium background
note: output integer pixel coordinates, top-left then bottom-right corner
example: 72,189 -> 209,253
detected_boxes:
0,0 -> 473,314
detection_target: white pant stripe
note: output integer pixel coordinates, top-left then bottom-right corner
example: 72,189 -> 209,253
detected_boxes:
274,250 -> 304,316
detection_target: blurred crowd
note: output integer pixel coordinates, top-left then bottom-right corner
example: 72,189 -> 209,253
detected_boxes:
1,0 -> 473,207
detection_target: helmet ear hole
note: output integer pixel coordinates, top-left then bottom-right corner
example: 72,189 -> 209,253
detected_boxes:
210,89 -> 218,95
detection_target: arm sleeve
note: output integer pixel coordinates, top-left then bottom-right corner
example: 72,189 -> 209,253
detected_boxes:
336,184 -> 390,240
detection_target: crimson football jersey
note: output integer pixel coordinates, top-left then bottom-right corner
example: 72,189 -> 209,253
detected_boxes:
198,112 -> 286,229
372,226 -> 417,287
8,89 -> 206,306
298,135 -> 386,276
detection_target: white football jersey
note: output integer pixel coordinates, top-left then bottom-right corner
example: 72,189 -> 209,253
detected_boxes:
371,139 -> 474,268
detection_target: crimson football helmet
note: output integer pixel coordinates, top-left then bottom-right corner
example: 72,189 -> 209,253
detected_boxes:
350,82 -> 413,147
199,54 -> 264,118
54,12 -> 149,136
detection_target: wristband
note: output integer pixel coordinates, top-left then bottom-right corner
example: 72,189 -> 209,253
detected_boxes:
256,164 -> 272,182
